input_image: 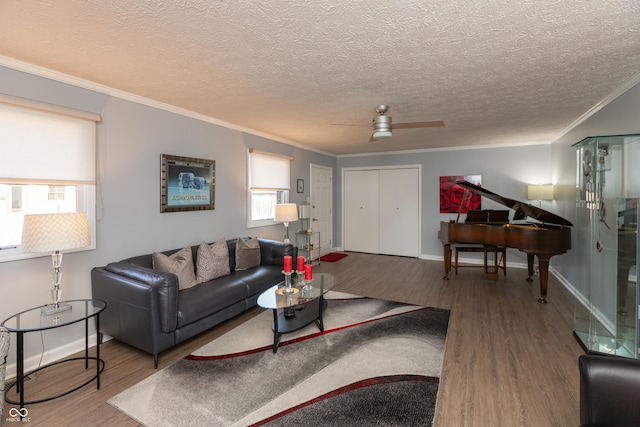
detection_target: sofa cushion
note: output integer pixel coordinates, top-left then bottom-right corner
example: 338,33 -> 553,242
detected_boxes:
235,265 -> 284,296
177,275 -> 248,327
235,237 -> 261,271
152,246 -> 197,290
196,238 -> 231,282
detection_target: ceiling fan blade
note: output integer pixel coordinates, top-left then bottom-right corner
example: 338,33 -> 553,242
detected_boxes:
393,120 -> 444,129
330,123 -> 370,127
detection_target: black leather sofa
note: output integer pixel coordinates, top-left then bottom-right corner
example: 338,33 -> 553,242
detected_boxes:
91,238 -> 294,367
579,354 -> 640,427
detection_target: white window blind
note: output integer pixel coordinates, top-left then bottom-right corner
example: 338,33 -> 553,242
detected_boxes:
0,98 -> 99,184
0,96 -> 100,261
248,149 -> 292,190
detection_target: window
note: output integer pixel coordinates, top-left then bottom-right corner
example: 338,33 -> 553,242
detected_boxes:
48,185 -> 66,201
247,149 -> 291,228
250,189 -> 288,221
10,186 -> 22,211
0,95 -> 100,262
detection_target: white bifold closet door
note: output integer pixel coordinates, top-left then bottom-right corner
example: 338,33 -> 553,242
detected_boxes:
379,168 -> 419,256
344,169 -> 380,253
344,167 -> 419,257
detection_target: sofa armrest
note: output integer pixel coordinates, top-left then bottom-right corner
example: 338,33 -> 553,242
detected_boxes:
579,354 -> 640,427
258,238 -> 296,266
92,262 -> 179,334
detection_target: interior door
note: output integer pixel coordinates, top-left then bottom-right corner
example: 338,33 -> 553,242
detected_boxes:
343,169 -> 379,253
379,168 -> 420,257
310,164 -> 332,256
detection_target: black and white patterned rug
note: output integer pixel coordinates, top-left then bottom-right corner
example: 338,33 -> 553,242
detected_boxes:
108,292 -> 450,426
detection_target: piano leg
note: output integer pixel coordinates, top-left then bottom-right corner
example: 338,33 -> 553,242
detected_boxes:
536,255 -> 551,304
443,244 -> 452,280
526,254 -> 535,283
483,245 -> 499,280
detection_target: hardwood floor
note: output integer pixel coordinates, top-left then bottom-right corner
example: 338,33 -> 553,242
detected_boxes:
2,252 -> 584,426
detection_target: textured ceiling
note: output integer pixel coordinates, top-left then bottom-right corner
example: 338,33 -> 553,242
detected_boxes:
1,1 -> 639,155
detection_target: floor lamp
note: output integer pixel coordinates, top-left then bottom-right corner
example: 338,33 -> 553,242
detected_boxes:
274,203 -> 298,244
21,212 -> 91,315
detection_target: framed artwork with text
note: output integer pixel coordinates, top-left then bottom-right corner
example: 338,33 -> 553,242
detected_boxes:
161,154 -> 215,213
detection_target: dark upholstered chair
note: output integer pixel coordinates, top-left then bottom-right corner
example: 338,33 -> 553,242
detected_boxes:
579,354 -> 640,427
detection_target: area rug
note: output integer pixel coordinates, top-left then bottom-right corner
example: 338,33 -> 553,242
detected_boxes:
108,292 -> 449,426
319,252 -> 348,262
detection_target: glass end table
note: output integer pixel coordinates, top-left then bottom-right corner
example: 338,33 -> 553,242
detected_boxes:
1,299 -> 106,414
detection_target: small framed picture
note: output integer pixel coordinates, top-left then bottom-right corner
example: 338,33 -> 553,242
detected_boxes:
297,179 -> 304,193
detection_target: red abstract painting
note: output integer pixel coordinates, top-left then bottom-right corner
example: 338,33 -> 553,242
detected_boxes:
439,175 -> 482,213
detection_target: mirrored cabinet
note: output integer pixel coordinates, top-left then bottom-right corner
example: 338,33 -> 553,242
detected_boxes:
573,134 -> 640,358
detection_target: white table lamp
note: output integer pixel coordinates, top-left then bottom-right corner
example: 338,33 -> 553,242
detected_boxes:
21,212 -> 91,315
527,184 -> 555,207
274,203 -> 298,244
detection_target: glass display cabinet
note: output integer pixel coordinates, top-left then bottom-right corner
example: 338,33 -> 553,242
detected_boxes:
573,134 -> 640,358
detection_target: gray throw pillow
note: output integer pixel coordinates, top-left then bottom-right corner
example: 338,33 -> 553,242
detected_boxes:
235,237 -> 260,271
152,246 -> 197,290
196,238 -> 231,282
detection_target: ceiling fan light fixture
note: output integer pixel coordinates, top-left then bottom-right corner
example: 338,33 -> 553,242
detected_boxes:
372,129 -> 392,139
372,113 -> 392,139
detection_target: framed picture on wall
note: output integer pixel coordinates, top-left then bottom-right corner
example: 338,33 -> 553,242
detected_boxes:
161,154 -> 215,212
439,175 -> 482,213
297,179 -> 304,193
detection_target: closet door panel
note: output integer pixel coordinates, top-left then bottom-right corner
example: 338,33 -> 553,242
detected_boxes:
344,170 -> 379,253
379,168 -> 419,257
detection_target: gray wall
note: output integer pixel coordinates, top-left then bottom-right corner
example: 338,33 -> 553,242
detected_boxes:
551,82 -> 640,296
336,144 -> 553,264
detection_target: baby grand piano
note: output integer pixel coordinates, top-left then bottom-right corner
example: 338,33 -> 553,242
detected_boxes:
438,180 -> 572,303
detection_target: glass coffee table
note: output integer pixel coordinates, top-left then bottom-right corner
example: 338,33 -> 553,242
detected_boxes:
257,272 -> 336,353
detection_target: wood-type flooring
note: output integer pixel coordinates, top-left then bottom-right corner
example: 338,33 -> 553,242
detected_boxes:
2,252 -> 584,426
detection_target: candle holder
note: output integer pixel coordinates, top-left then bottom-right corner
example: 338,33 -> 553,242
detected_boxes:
295,270 -> 305,287
300,279 -> 314,298
303,278 -> 313,292
281,271 -> 294,295
281,270 -> 296,317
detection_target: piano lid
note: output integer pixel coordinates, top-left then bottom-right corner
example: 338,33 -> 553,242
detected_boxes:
456,180 -> 573,227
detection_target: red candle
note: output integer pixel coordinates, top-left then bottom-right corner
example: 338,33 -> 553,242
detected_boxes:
284,256 -> 292,273
304,263 -> 312,280
297,256 -> 305,272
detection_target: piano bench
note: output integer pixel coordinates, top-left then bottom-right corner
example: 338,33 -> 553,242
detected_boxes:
453,245 -> 507,276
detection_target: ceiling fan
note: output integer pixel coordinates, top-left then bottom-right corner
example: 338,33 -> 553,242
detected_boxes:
332,105 -> 444,142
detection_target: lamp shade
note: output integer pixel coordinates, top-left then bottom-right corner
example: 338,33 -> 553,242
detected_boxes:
298,204 -> 311,219
21,212 -> 91,253
274,203 -> 298,223
527,185 -> 555,201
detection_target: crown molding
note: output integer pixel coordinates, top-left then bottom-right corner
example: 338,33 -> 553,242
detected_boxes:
0,55 -> 336,158
553,70 -> 640,143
